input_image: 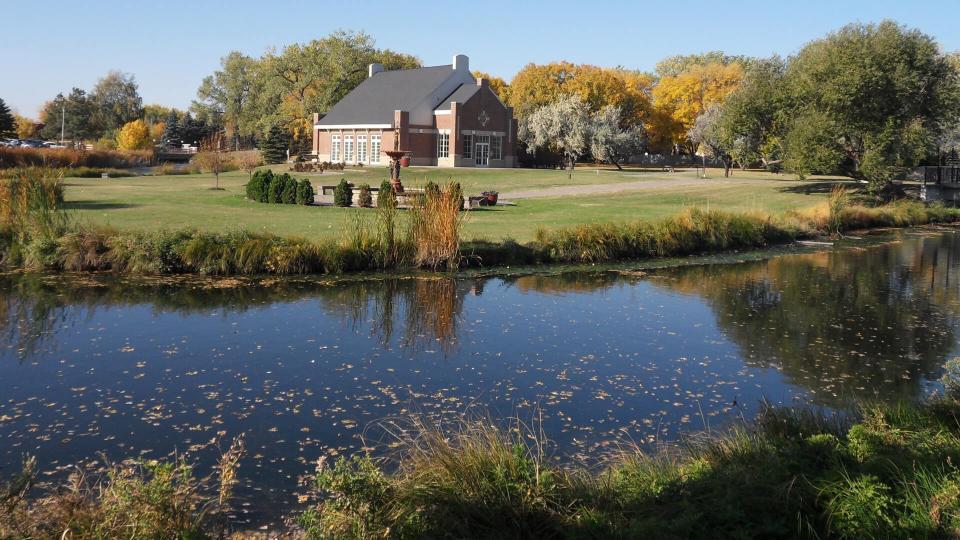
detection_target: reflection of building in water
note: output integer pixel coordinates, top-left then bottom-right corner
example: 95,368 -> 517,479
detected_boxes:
651,233 -> 960,405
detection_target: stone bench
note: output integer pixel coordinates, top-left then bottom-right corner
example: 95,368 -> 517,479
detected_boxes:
320,183 -> 381,196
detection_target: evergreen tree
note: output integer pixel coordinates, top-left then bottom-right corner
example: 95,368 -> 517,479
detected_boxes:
334,178 -> 353,207
0,98 -> 16,138
281,175 -> 298,204
377,180 -> 396,209
180,113 -> 208,147
261,126 -> 289,164
39,89 -> 95,141
295,179 -> 315,205
161,111 -> 182,148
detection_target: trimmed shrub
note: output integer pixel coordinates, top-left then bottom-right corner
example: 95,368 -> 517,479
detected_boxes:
334,178 -> 352,207
450,182 -> 464,211
357,184 -> 373,208
296,179 -> 315,205
377,180 -> 395,209
246,169 -> 274,202
281,174 -> 298,204
424,181 -> 440,200
268,174 -> 285,203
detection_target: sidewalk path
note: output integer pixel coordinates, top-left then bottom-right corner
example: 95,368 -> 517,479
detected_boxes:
499,176 -> 780,200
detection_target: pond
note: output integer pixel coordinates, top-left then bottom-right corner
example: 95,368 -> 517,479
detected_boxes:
2,229 -> 960,526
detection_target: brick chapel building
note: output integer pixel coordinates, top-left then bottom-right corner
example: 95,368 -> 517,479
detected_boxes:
312,54 -> 516,168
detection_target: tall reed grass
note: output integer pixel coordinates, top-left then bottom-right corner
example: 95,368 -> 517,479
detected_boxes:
0,147 -> 152,169
408,182 -> 464,270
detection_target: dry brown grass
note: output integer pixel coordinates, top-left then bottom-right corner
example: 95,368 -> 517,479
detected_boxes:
0,437 -> 246,539
0,147 -> 152,169
409,183 -> 465,270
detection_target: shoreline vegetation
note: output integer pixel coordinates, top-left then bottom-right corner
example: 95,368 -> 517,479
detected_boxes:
2,167 -> 959,277
7,381 -> 960,538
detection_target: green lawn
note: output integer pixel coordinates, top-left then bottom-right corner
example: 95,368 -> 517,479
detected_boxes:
63,166 -> 838,242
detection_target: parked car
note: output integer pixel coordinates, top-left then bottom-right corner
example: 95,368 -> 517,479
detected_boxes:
0,138 -> 19,147
43,141 -> 66,149
19,139 -> 44,148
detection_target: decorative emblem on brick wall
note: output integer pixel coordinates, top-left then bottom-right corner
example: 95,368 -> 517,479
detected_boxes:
478,110 -> 490,127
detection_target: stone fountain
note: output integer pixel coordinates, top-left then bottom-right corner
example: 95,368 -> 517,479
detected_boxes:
384,128 -> 407,193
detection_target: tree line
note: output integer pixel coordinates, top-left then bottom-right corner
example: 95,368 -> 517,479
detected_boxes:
9,21 -> 960,187
509,21 -> 960,189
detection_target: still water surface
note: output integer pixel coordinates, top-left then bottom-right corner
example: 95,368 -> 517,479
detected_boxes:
2,230 -> 959,523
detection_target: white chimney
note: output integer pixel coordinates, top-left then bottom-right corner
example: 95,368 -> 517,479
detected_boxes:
368,63 -> 384,78
453,54 -> 469,72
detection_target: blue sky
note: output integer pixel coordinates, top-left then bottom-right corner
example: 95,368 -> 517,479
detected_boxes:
2,0 -> 959,118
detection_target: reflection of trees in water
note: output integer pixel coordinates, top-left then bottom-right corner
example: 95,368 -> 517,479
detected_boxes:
0,270 -> 626,362
320,278 -> 470,354
0,281 -> 79,361
9,232 -> 958,381
0,275 -> 479,360
655,233 -> 960,405
506,272 -> 623,295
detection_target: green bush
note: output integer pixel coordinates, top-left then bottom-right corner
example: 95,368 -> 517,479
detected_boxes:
424,181 -> 440,200
268,174 -> 285,203
377,180 -> 395,209
246,169 -> 274,202
296,179 -> 315,205
281,174 -> 298,204
357,184 -> 372,208
450,182 -> 464,211
823,474 -> 895,538
334,178 -> 352,207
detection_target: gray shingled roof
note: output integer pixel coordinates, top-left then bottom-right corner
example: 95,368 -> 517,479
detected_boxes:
433,84 -> 480,111
317,65 -> 454,125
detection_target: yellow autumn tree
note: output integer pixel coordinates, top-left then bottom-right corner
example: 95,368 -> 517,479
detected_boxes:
565,66 -> 653,126
148,121 -> 165,144
507,62 -> 653,127
472,71 -> 510,103
507,62 -> 576,118
14,115 -> 37,139
117,119 -> 151,150
651,62 -> 744,153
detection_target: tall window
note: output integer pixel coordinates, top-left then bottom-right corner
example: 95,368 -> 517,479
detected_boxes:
357,135 -> 367,163
437,131 -> 449,159
491,135 -> 502,160
462,134 -> 473,159
331,134 -> 341,161
343,136 -> 354,163
370,134 -> 381,163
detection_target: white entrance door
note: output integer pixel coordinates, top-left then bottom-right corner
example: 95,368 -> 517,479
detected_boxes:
475,143 -> 489,167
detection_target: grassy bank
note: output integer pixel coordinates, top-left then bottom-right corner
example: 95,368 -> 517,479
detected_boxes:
297,387 -> 960,539
3,168 -> 958,276
7,379 -> 960,538
61,167 -> 832,242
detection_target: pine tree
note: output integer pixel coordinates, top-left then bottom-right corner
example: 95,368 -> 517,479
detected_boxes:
334,178 -> 352,207
261,126 -> 289,164
161,111 -> 182,148
0,98 -> 18,138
